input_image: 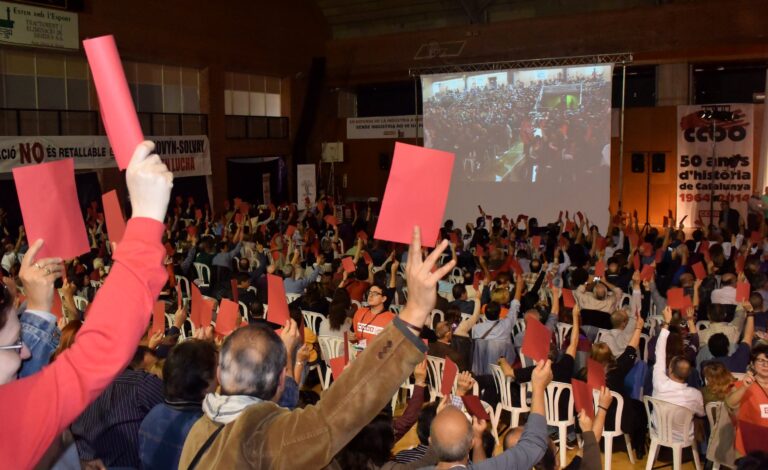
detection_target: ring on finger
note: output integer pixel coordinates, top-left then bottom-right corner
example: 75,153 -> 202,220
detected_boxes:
34,263 -> 42,269
45,267 -> 51,275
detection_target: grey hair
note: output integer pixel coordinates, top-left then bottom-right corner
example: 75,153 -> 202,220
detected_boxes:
431,416 -> 473,462
218,326 -> 286,400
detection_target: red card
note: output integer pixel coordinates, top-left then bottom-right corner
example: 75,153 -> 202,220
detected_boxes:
628,232 -> 639,247
450,232 -> 459,245
342,257 -> 356,273
508,257 -> 523,276
587,358 -> 606,390
738,419 -> 768,453
640,264 -> 655,281
362,251 -> 373,265
373,142 -> 454,248
594,260 -> 606,278
195,209 -> 203,220
51,291 -> 63,320
521,316 -> 551,362
215,299 -> 240,336
187,226 -> 198,237
343,332 -> 350,363
475,245 -> 485,257
285,225 -> 297,238
102,190 -> 126,244
190,283 -> 203,328
473,271 -> 483,290
562,289 -> 576,309
151,301 -> 165,335
357,231 -> 368,242
13,159 -> 89,259
267,273 -> 289,326
532,236 -> 541,249
234,213 -> 243,224
751,231 -> 762,244
461,395 -> 491,421
175,283 -> 182,303
596,236 -> 606,251
200,297 -> 214,328
571,379 -> 595,419
83,36 -> 143,170
699,240 -> 710,255
692,262 -> 706,280
565,221 -> 575,232
736,282 -> 750,302
164,242 -> 174,257
441,357 -> 459,396
322,215 -> 336,226
330,356 -> 346,380
667,288 -> 692,310
641,243 -> 653,257
231,278 -> 239,303
736,256 -> 746,274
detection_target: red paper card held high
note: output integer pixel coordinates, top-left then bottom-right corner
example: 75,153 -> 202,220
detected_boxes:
571,379 -> 595,419
691,262 -> 706,280
13,159 -> 90,259
441,357 -> 459,396
736,282 -> 750,303
562,289 -> 576,309
83,35 -> 143,170
267,273 -> 290,326
215,299 -> 240,337
521,316 -> 551,362
374,142 -> 454,247
667,288 -> 692,310
102,190 -> 126,244
151,301 -> 166,335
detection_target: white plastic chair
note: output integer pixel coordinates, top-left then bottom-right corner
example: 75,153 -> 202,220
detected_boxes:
427,309 -> 444,329
555,323 -> 572,348
592,389 -> 635,470
238,301 -> 249,322
696,320 -> 711,332
544,381 -> 576,468
425,355 -> 446,401
302,310 -> 324,335
643,396 -> 702,470
389,304 -> 402,314
73,295 -> 89,312
647,315 -> 664,337
286,293 -> 301,304
175,275 -> 191,300
247,286 -> 257,297
489,364 -> 530,430
192,262 -> 211,288
317,336 -> 345,390
705,401 -> 724,470
594,328 -> 611,344
638,333 -> 651,362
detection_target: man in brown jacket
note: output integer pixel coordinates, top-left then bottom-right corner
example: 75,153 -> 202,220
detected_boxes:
179,227 -> 456,469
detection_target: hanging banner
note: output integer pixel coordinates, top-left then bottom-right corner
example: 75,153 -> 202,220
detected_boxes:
0,1 -> 79,50
296,163 -> 316,210
262,173 -> 271,205
0,135 -> 211,178
677,104 -> 754,228
347,115 -> 423,139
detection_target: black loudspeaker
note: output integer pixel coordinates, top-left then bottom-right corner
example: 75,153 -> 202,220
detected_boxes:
631,153 -> 645,173
652,153 -> 666,173
379,153 -> 391,170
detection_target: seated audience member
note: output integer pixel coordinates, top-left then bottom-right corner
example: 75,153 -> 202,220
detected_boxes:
573,277 -> 623,313
700,307 -> 754,373
423,360 -> 553,469
179,229 -> 455,468
319,290 -> 353,338
700,301 -> 748,346
652,306 -> 705,435
429,321 -> 468,371
712,273 -> 738,305
352,279 -> 395,344
296,280 -> 330,316
284,252 -> 323,295
599,275 -> 642,357
452,283 -> 483,338
139,340 -> 218,470
71,347 -> 165,468
471,275 -> 523,341
726,344 -> 768,457
289,304 -> 318,368
451,284 -> 475,314
0,141 -> 172,469
701,362 -> 736,404
394,402 -> 439,464
343,264 -> 371,302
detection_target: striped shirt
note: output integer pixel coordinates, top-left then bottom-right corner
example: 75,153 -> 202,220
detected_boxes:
394,444 -> 428,464
71,369 -> 164,467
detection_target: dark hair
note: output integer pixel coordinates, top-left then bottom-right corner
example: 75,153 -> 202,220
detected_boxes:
480,430 -> 495,461
736,451 -> 768,470
669,356 -> 692,380
708,333 -> 730,358
708,303 -> 726,322
335,414 -> 394,469
0,285 -> 13,331
328,299 -> 349,331
534,445 -> 557,470
416,402 -> 439,445
163,340 -> 218,402
219,325 -> 286,399
750,343 -> 768,364
452,284 -> 467,301
485,302 -> 502,321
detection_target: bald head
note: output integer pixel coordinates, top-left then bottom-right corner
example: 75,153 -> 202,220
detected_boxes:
435,321 -> 452,340
430,406 -> 473,464
503,426 -> 524,450
218,325 -> 286,400
721,273 -> 737,286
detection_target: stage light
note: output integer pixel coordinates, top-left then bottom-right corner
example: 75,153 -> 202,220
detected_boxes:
698,109 -> 713,120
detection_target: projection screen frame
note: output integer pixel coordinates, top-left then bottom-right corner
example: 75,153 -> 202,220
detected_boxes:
409,53 -> 633,218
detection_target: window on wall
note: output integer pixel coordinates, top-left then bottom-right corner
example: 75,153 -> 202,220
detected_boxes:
224,72 -> 282,117
611,65 -> 657,108
693,61 -> 767,104
123,62 -> 201,114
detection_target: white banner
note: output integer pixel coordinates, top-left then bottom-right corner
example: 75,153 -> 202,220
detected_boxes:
676,104 -> 754,227
347,115 -> 423,139
0,135 -> 211,178
0,1 -> 78,50
296,164 -> 316,210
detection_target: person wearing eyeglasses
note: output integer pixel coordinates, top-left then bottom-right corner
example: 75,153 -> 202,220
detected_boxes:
0,142 -> 173,469
726,343 -> 768,456
352,280 -> 394,345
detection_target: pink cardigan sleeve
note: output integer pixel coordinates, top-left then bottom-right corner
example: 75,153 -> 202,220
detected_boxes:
0,218 -> 167,469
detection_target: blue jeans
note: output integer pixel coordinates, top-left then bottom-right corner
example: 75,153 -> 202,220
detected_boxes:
19,311 -> 60,378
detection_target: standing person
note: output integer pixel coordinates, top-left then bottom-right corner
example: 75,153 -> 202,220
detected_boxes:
352,279 -> 394,345
726,344 -> 768,456
0,141 -> 173,469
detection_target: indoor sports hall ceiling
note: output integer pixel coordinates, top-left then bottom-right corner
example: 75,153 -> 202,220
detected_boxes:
314,0 -> 680,38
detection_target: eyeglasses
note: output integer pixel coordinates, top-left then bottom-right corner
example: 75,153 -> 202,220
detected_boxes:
367,290 -> 383,298
0,339 -> 23,354
754,358 -> 768,366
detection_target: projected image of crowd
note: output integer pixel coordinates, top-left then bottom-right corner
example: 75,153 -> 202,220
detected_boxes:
423,66 -> 612,185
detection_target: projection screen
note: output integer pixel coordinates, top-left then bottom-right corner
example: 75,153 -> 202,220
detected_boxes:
422,64 -> 613,230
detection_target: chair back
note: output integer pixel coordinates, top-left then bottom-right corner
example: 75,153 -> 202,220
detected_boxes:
302,310 -> 324,335
643,396 -> 696,446
696,320 -> 711,331
238,301 -> 249,322
428,309 -> 444,329
544,382 -> 575,426
286,293 -> 301,304
555,323 -> 572,348
175,275 -> 191,300
73,295 -> 89,312
705,401 -> 721,429
638,333 -> 650,362
490,364 -> 530,411
193,262 -> 211,287
426,355 -> 446,399
593,388 -> 624,433
317,336 -> 345,364
594,328 -> 611,344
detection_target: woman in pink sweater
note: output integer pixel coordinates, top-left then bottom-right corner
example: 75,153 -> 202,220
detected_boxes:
0,142 -> 173,469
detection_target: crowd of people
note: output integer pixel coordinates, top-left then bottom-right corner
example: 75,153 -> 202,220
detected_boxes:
2,142 -> 768,469
424,71 -> 611,184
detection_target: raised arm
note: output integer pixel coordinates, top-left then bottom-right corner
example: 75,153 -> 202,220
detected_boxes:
566,303 -> 580,358
653,307 -> 672,388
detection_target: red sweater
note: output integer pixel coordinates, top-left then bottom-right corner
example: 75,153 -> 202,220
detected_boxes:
0,218 -> 167,469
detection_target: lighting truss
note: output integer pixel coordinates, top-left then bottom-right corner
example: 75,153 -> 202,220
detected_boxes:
408,52 -> 634,76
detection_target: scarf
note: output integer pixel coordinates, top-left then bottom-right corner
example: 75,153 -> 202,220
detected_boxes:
202,392 -> 264,425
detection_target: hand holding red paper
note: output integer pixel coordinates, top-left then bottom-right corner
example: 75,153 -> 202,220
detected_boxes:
441,357 -> 459,396
267,273 -> 290,326
214,299 -> 240,337
521,316 -> 551,362
102,190 -> 127,244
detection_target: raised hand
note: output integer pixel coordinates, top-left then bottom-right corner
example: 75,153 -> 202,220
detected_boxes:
19,239 -> 63,312
456,371 -> 476,396
126,141 -> 173,223
531,359 -> 553,391
414,359 -> 427,386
